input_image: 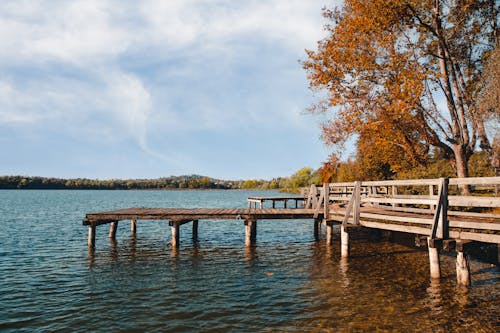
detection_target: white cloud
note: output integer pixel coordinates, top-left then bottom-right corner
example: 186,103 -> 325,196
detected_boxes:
105,72 -> 151,143
0,0 -> 335,171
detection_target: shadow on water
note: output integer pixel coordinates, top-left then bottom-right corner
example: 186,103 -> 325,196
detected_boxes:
291,238 -> 500,332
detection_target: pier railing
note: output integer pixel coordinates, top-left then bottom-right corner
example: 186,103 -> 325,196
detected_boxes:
303,177 -> 500,286
303,177 -> 500,244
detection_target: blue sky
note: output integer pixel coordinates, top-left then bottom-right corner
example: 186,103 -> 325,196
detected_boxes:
0,0 -> 339,180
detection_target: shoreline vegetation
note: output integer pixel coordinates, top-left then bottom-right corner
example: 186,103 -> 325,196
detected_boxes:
0,167 -> 320,193
2,153 -> 496,192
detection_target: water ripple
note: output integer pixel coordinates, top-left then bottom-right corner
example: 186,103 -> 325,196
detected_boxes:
0,190 -> 499,332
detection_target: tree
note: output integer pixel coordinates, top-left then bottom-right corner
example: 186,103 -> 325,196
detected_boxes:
304,0 -> 498,190
478,45 -> 500,172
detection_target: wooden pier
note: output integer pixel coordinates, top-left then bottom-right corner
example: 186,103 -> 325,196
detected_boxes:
83,176 -> 500,288
84,208 -> 323,248
247,196 -> 305,208
307,177 -> 500,287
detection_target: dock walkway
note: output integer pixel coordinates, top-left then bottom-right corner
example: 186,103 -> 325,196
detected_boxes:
84,207 -> 323,248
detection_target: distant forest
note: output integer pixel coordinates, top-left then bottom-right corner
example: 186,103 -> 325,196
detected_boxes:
0,168 -> 320,192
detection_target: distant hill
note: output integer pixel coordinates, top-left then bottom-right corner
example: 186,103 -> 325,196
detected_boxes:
0,168 -> 319,192
0,175 -> 236,190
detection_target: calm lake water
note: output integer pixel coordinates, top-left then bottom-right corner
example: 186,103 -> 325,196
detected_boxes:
0,190 -> 498,332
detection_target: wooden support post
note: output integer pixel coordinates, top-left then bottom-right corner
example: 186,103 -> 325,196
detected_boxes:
415,235 -> 428,247
498,244 -> 500,264
456,240 -> 472,287
456,251 -> 471,288
284,200 -> 287,208
245,220 -> 257,246
341,225 -> 350,258
88,225 -> 96,248
272,200 -> 275,208
131,219 -> 137,234
109,221 -> 118,239
427,237 -> 441,279
326,224 -> 333,245
170,221 -> 180,248
313,218 -> 320,241
192,220 -> 198,240
251,220 -> 257,242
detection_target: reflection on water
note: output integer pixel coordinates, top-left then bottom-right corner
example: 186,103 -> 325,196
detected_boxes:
426,279 -> 443,314
1,190 -> 499,332
339,257 -> 350,288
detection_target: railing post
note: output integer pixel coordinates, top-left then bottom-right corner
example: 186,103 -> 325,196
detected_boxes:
305,184 -> 316,209
442,178 -> 449,239
354,181 -> 361,225
392,185 -> 398,208
314,185 -> 325,218
323,183 -> 329,220
431,178 -> 449,240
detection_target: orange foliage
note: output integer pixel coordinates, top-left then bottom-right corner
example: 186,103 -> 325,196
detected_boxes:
304,0 -> 497,180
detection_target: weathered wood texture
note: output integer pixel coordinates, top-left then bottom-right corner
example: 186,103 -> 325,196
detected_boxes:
84,208 -> 320,226
322,177 -> 500,244
247,197 -> 305,209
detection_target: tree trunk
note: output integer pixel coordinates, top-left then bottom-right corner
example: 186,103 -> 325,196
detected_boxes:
453,144 -> 471,195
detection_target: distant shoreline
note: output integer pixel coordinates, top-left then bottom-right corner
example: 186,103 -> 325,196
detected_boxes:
0,175 -> 291,191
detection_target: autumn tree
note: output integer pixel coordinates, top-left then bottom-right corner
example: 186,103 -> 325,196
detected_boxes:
304,0 -> 498,189
478,44 -> 500,172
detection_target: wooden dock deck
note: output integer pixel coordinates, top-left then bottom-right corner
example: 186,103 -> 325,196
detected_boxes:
84,207 -> 323,248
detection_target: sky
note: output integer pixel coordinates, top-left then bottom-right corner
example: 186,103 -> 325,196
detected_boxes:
0,0 -> 340,180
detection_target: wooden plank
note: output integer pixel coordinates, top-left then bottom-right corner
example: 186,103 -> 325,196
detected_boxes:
449,231 -> 500,243
362,197 -> 437,205
449,176 -> 500,186
375,206 -> 432,215
328,196 -> 353,202
449,220 -> 500,231
359,220 -> 431,235
329,176 -> 500,189
449,196 -> 500,207
448,211 -> 499,219
360,213 -> 433,225
361,179 -> 441,187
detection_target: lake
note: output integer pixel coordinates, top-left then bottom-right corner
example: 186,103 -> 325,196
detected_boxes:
0,190 -> 498,332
